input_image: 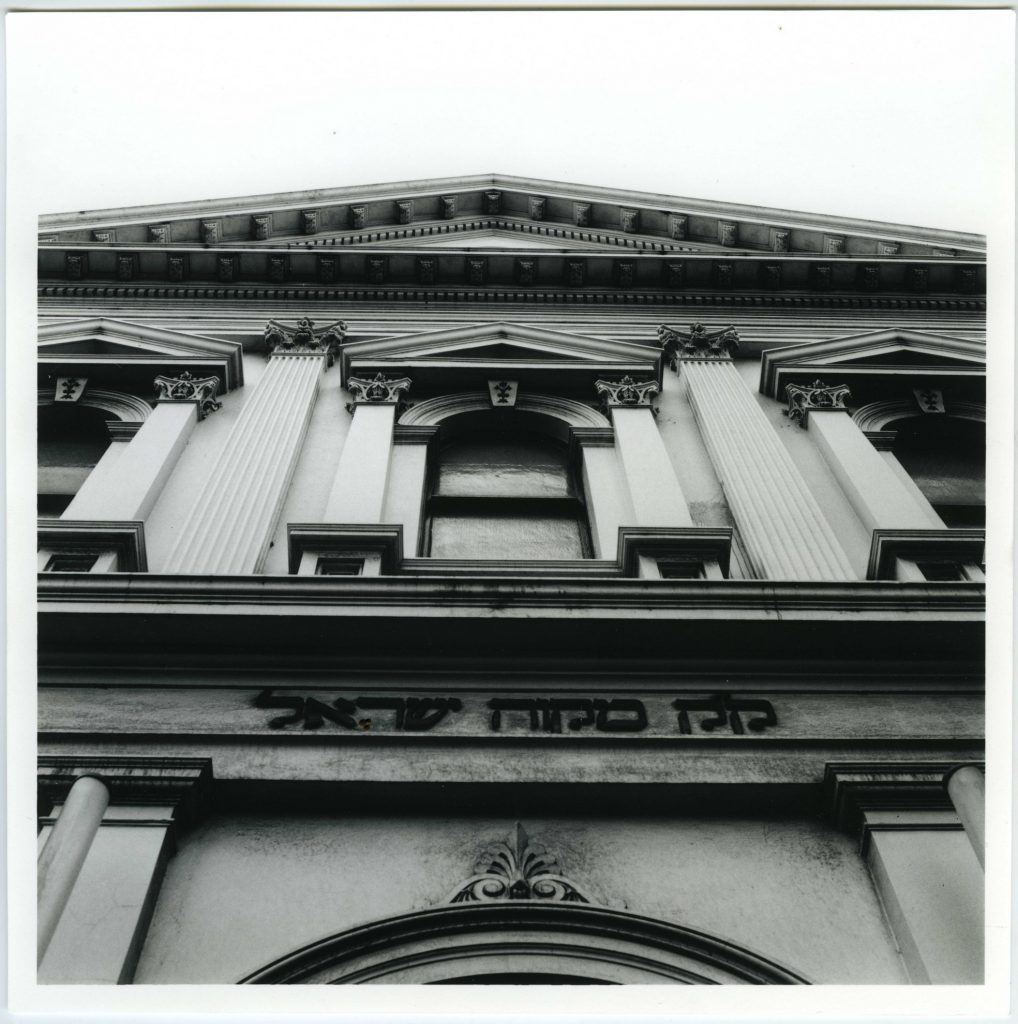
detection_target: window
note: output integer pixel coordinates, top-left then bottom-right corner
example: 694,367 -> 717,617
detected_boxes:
38,404 -> 113,516
425,429 -> 591,560
891,416 -> 985,528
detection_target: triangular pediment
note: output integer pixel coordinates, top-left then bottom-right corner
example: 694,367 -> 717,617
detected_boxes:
39,173 -> 985,259
760,329 -> 985,397
38,318 -> 245,390
341,321 -> 660,392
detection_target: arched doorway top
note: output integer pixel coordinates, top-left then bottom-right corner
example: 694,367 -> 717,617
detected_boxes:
37,386 -> 152,423
399,391 -> 610,430
240,903 -> 809,986
851,398 -> 985,432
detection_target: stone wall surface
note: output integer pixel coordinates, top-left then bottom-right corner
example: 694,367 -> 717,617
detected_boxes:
133,814 -> 907,985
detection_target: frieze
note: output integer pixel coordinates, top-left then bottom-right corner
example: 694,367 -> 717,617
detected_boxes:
252,690 -> 778,737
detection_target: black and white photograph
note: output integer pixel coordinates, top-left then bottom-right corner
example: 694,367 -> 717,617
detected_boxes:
6,7 -> 1014,1019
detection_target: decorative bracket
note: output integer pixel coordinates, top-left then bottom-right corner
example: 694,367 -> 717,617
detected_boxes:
784,379 -> 851,427
153,371 -> 222,420
445,823 -> 592,905
345,371 -> 412,410
264,317 -> 346,366
658,323 -> 740,370
594,375 -> 659,409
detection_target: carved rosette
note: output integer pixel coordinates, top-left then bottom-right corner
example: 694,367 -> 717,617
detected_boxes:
658,323 -> 740,370
446,823 -> 591,905
153,371 -> 222,420
264,317 -> 346,366
595,375 -> 659,408
784,379 -> 851,426
346,371 -> 412,406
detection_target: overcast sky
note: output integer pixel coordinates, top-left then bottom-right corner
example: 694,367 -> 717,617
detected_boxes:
6,10 -> 1014,234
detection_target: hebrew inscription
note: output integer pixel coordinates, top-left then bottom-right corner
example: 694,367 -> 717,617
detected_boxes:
254,691 -> 777,736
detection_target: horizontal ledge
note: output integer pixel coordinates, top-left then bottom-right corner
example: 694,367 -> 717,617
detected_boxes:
37,574 -> 985,614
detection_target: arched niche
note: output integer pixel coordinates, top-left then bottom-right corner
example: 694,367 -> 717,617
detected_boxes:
853,399 -> 986,528
240,903 -> 809,985
399,392 -> 610,431
37,388 -> 151,515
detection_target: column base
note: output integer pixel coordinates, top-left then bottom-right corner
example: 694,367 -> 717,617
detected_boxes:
38,520 -> 147,572
617,527 -> 733,580
867,529 -> 985,581
288,524 -> 404,576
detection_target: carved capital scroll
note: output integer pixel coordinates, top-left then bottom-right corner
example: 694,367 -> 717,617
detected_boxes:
594,375 -> 659,408
264,317 -> 346,365
345,371 -> 412,406
446,823 -> 592,905
658,323 -> 740,370
153,371 -> 222,420
784,379 -> 851,427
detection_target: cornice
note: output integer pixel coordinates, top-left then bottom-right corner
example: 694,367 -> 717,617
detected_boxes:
38,247 -> 985,304
36,574 -> 984,616
38,173 -> 985,256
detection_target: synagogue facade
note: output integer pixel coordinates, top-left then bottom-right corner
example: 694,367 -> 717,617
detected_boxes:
35,175 -> 986,985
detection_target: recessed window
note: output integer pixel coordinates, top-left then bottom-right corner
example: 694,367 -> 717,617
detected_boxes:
316,558 -> 364,576
43,552 -> 98,573
425,432 -> 590,560
915,560 -> 963,582
657,560 -> 705,580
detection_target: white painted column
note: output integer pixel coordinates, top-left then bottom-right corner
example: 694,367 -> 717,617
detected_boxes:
62,402 -> 198,522
163,321 -> 343,574
325,405 -> 397,522
323,372 -> 412,523
382,427 -> 436,557
37,775 -> 109,964
681,358 -> 855,581
611,407 -> 693,528
945,765 -> 985,869
803,407 -> 944,531
38,805 -> 175,984
580,441 -> 634,560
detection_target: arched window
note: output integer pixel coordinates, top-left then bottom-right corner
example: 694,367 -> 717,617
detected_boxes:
37,403 -> 114,517
889,416 -> 985,528
425,425 -> 591,560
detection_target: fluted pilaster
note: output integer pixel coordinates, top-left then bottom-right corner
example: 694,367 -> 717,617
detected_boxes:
163,319 -> 343,574
681,358 -> 855,581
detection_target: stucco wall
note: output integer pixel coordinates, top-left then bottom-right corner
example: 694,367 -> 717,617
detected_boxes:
133,813 -> 906,984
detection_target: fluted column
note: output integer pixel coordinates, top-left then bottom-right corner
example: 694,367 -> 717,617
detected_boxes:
594,376 -> 693,528
786,381 -> 944,531
162,318 -> 344,574
324,372 -> 412,522
62,372 -> 221,523
661,324 -> 854,581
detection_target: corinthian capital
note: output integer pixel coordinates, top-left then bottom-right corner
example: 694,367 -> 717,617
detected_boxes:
264,317 -> 346,365
594,375 -> 660,408
153,371 -> 222,420
784,379 -> 851,427
658,323 -> 740,370
346,372 -> 412,407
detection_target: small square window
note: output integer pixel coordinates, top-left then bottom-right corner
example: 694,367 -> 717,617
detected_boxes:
657,560 -> 705,580
316,558 -> 363,576
44,553 -> 98,573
